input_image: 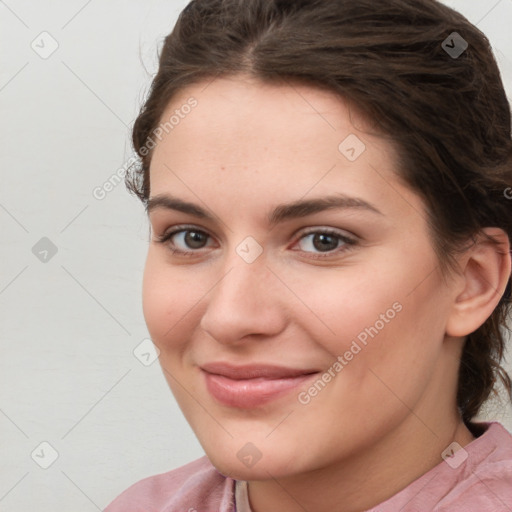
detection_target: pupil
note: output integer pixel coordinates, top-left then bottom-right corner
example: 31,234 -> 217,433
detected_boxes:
313,234 -> 338,252
185,231 -> 207,249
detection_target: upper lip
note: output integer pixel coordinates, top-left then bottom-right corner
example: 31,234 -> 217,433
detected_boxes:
201,362 -> 320,380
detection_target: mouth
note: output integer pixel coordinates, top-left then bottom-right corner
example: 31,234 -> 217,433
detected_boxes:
201,362 -> 320,408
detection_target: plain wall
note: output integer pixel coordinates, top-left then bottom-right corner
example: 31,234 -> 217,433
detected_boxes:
1,1 -> 511,510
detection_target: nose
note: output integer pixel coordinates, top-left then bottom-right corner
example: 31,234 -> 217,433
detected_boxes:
199,258 -> 288,345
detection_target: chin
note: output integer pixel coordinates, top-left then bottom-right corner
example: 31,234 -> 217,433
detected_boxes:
204,444 -> 300,482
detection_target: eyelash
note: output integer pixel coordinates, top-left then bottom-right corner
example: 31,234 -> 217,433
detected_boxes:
155,225 -> 358,259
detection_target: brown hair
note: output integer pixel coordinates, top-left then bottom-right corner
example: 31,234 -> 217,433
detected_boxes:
128,0 -> 512,423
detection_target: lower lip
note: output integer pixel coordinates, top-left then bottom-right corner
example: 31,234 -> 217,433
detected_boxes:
202,371 -> 319,408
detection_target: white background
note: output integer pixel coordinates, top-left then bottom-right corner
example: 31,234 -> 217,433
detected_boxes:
1,1 -> 511,510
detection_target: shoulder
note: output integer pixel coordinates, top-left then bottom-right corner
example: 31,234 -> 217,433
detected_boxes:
372,422 -> 512,512
104,455 -> 236,512
435,422 -> 512,511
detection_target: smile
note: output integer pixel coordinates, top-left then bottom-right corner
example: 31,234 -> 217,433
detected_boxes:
201,363 -> 320,408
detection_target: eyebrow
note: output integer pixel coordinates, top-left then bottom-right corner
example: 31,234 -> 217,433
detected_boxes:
146,193 -> 382,226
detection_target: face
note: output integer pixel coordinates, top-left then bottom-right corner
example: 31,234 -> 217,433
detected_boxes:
143,76 -> 459,480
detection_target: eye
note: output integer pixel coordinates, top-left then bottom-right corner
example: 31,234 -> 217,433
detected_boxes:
294,229 -> 356,255
156,227 -> 215,253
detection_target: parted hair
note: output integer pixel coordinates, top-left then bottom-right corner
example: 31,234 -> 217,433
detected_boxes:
128,0 -> 512,423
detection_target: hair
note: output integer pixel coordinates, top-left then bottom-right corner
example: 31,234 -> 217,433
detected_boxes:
128,0 -> 512,424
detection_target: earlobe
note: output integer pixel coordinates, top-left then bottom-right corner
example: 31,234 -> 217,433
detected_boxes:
446,228 -> 511,338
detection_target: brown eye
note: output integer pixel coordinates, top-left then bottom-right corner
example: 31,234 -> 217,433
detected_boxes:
297,232 -> 343,253
312,233 -> 339,252
158,228 -> 214,253
183,230 -> 208,249
294,229 -> 357,256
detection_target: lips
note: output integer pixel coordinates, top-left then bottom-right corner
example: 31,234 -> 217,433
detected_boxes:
201,362 -> 320,408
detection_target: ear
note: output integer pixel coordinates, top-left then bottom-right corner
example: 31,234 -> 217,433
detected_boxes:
446,228 -> 511,337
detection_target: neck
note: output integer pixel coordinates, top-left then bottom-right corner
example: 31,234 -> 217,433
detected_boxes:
247,413 -> 475,512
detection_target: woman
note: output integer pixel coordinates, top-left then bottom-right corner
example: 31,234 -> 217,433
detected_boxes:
105,0 -> 512,510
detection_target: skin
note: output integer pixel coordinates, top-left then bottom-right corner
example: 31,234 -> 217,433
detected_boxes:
142,75 -> 510,512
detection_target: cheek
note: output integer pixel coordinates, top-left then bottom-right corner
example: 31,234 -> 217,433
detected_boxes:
141,251 -> 199,352
283,250 -> 446,372
279,263 -> 402,347
142,255 -> 169,342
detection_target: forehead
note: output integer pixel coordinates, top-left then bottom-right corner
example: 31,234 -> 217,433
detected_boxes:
148,76 -> 424,224
155,75 -> 374,158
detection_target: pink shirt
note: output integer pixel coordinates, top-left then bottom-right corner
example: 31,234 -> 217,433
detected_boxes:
105,422 -> 512,511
